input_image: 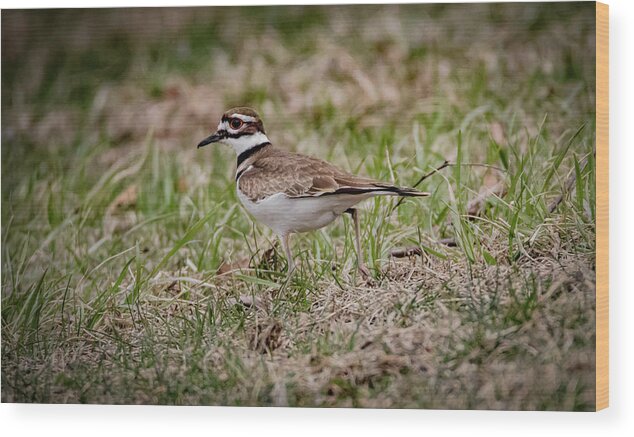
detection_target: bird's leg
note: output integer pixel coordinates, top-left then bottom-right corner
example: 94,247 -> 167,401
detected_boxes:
345,208 -> 371,278
280,233 -> 296,275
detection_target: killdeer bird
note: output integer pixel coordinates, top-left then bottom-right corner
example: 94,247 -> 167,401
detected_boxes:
197,107 -> 428,275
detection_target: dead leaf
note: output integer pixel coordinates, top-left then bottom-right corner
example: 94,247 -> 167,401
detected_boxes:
249,319 -> 282,354
216,258 -> 250,275
106,185 -> 137,215
226,294 -> 266,310
467,171 -> 506,217
165,280 -> 180,295
103,185 -> 138,235
177,177 -> 188,193
255,243 -> 280,270
490,121 -> 506,145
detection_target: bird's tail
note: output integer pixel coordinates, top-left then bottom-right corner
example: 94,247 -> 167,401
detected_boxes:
389,186 -> 430,197
370,184 -> 429,197
313,184 -> 429,198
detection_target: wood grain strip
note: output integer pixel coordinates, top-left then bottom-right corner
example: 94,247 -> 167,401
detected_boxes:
595,0 -> 609,412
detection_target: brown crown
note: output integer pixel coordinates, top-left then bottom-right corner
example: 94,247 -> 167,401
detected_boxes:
223,107 -> 261,120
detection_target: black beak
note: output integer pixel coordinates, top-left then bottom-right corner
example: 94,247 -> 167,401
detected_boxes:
197,132 -> 223,148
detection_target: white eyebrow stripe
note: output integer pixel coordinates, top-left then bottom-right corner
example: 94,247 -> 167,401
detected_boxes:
231,114 -> 256,122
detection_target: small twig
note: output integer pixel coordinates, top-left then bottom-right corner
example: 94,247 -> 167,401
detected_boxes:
439,238 -> 457,247
389,238 -> 458,258
390,246 -> 423,258
411,160 -> 452,191
547,150 -> 594,213
387,158 -> 507,252
390,160 -> 450,214
390,160 -> 507,215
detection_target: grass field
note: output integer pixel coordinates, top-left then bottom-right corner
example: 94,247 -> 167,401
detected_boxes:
1,3 -> 597,409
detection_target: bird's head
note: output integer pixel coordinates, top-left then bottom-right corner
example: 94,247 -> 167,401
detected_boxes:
197,107 -> 269,155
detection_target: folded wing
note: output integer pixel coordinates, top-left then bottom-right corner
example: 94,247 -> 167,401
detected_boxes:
238,152 -> 429,202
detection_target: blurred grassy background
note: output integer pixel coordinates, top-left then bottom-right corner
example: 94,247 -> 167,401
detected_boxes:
2,3 -> 596,408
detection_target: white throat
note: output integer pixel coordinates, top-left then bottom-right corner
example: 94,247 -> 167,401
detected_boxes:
223,131 -> 270,156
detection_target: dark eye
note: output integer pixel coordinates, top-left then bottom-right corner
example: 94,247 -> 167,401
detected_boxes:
230,118 -> 243,129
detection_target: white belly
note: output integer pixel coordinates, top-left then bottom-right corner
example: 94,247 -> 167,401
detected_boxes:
237,190 -> 373,235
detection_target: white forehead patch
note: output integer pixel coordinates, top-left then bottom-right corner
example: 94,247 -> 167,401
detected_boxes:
231,113 -> 257,123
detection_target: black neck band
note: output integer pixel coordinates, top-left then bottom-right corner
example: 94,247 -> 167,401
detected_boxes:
236,142 -> 270,168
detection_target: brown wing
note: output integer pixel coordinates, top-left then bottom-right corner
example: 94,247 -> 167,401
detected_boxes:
238,150 -> 426,202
